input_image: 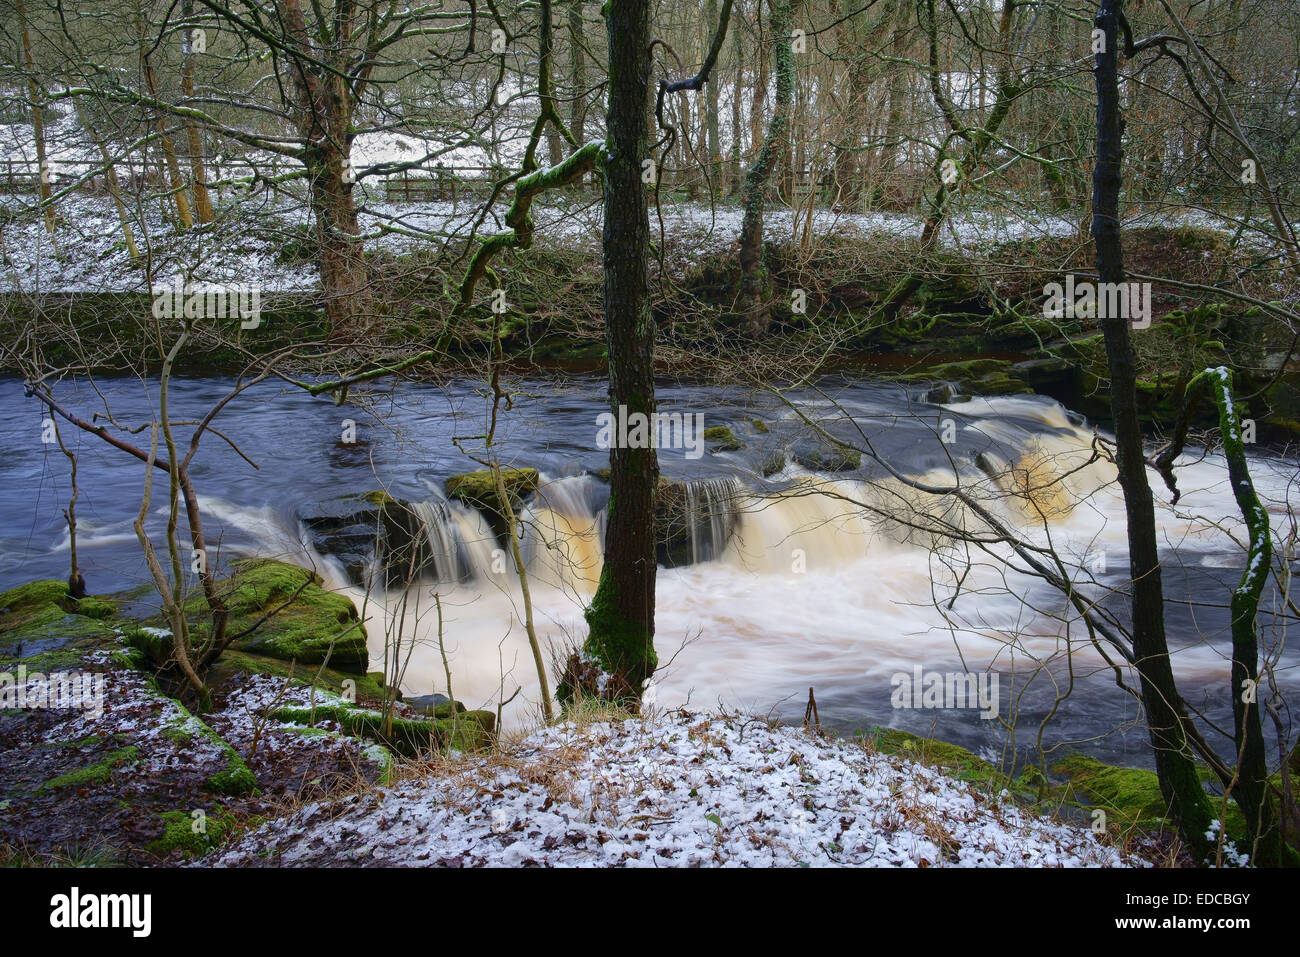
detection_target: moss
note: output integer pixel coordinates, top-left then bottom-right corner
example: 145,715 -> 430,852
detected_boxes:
793,446 -> 861,472
73,597 -> 116,620
272,703 -> 495,757
576,569 -> 657,705
207,760 -> 258,797
703,426 -> 744,451
751,419 -> 770,434
1053,754 -> 1174,830
869,728 -> 1016,793
169,702 -> 259,796
39,746 -> 139,791
0,580 -> 119,661
148,809 -> 236,858
445,468 -> 539,518
161,714 -> 199,745
0,648 -> 85,671
0,580 -> 70,621
210,650 -> 386,702
191,559 -> 367,674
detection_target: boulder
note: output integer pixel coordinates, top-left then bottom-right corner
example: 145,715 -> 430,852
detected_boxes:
197,559 -> 369,674
445,468 -> 539,537
793,444 -> 862,472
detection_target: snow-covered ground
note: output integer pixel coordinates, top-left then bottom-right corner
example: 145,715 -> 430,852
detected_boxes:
212,710 -> 1147,867
1,183 -> 1241,296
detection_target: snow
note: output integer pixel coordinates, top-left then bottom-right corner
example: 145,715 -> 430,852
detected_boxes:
211,710 -> 1145,867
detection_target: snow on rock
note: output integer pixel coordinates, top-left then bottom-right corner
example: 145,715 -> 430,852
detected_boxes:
212,710 -> 1144,868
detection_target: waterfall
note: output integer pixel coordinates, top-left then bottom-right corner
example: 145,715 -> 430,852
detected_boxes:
404,498 -> 500,585
684,478 -> 743,564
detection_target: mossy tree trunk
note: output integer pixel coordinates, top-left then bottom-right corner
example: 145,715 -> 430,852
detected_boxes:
568,0 -> 589,150
705,0 -> 723,191
574,0 -> 659,708
1093,0 -> 1214,859
1201,367 -> 1282,863
737,0 -> 794,336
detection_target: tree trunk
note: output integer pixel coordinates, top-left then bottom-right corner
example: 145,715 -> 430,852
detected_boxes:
568,0 -> 589,149
737,0 -> 793,336
181,0 -> 213,223
137,3 -> 193,230
17,0 -> 56,238
573,0 -> 658,708
706,0 -> 723,190
730,15 -> 744,193
1093,0 -> 1214,858
308,148 -> 369,337
877,0 -> 911,206
74,100 -> 140,263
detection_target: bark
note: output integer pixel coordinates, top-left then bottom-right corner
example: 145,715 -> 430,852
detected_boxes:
1093,0 -> 1214,858
180,0 -> 213,223
137,2 -> 193,229
543,0 -> 565,166
877,0 -> 911,203
737,0 -> 793,336
730,18 -> 744,193
307,152 -> 369,338
705,0 -> 723,190
568,0 -> 589,148
17,0 -> 56,237
278,0 -> 368,336
74,101 -> 140,263
1181,367 -> 1283,863
574,0 -> 658,707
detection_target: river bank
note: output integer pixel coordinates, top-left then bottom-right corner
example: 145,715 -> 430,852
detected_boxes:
1,574 -> 1186,867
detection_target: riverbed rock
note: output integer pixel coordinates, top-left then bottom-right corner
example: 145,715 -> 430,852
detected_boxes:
201,559 -> 368,674
793,444 -> 862,472
654,477 -> 740,566
703,426 -> 744,452
445,468 -> 539,537
296,495 -> 382,585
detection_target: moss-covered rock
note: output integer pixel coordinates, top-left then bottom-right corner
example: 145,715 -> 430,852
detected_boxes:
869,729 -> 1014,793
273,703 -> 494,756
911,358 -> 1034,397
193,559 -> 368,674
0,579 -> 119,663
208,650 -> 386,703
703,426 -> 744,451
445,468 -> 539,527
793,444 -> 861,472
0,580 -> 71,622
1052,754 -> 1175,831
148,808 -> 236,858
38,746 -> 139,791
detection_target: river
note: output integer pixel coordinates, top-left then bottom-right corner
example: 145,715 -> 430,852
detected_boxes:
3,372 -> 1296,772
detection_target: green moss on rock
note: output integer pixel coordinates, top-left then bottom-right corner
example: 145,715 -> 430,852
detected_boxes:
1053,754 -> 1172,829
793,445 -> 861,472
195,559 -> 367,674
148,809 -> 235,858
445,468 -> 539,519
39,746 -> 139,791
703,426 -> 744,451
273,703 -> 495,757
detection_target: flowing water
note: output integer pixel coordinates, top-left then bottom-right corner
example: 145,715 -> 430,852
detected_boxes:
3,372 -> 1297,771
